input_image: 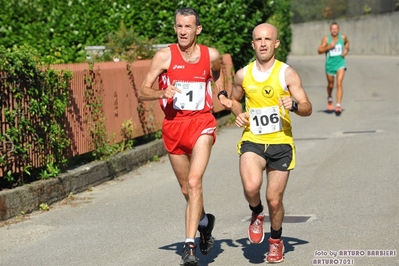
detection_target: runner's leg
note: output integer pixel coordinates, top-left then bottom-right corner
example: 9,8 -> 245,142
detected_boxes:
179,134 -> 213,239
336,68 -> 346,106
326,73 -> 335,99
265,168 -> 290,231
240,152 -> 266,207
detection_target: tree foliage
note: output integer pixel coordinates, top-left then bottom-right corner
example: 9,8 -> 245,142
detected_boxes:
0,0 -> 292,69
290,0 -> 398,23
0,45 -> 72,188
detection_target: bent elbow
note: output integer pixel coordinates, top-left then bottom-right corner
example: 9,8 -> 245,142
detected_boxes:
138,92 -> 144,101
307,105 -> 313,116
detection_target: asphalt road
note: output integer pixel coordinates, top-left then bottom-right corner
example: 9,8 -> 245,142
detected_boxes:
0,56 -> 398,266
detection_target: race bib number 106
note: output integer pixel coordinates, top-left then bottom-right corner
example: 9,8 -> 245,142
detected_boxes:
249,106 -> 282,135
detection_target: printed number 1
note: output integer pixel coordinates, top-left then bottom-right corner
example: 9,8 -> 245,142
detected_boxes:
186,90 -> 193,102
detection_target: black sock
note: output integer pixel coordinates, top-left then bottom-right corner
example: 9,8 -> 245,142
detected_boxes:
249,202 -> 263,214
271,227 -> 282,239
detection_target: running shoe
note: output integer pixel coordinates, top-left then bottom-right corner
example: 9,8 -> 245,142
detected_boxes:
335,105 -> 342,115
327,97 -> 333,111
248,212 -> 264,244
266,238 -> 285,263
180,242 -> 199,266
198,213 -> 215,255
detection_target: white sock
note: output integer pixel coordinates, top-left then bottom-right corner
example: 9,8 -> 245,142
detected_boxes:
185,238 -> 195,243
336,103 -> 341,107
198,214 -> 209,228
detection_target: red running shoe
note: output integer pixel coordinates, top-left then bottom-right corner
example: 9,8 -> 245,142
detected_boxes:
266,238 -> 285,263
248,213 -> 264,244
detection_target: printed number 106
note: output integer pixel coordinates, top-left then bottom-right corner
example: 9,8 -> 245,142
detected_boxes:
252,113 -> 279,126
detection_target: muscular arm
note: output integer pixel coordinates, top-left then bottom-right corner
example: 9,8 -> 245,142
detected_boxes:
342,34 -> 350,57
230,69 -> 245,115
209,47 -> 234,109
281,67 -> 312,117
317,36 -> 334,54
139,48 -> 177,101
208,47 -> 221,82
230,69 -> 249,127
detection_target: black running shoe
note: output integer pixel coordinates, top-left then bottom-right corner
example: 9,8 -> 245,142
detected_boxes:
180,242 -> 199,266
198,213 -> 215,255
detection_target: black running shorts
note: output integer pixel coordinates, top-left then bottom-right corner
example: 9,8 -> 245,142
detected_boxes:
239,141 -> 295,171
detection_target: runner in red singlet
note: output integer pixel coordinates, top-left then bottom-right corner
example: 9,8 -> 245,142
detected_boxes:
139,7 -> 230,266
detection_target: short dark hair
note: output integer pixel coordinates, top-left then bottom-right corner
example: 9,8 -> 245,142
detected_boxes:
174,7 -> 201,26
330,22 -> 339,27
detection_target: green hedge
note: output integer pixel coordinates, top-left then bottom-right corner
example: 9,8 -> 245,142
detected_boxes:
0,0 -> 292,69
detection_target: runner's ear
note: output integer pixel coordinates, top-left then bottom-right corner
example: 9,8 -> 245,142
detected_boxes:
196,25 -> 203,36
274,39 -> 280,49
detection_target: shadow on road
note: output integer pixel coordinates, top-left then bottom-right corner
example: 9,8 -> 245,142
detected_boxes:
159,234 -> 308,265
318,109 -> 345,116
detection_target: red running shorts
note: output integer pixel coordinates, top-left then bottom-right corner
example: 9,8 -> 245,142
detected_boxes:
162,112 -> 217,155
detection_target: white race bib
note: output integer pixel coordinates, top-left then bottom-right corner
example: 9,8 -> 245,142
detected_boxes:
249,106 -> 282,135
329,43 -> 343,57
173,82 -> 205,110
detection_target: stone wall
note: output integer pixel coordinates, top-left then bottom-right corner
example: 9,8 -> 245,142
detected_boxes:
290,12 -> 399,56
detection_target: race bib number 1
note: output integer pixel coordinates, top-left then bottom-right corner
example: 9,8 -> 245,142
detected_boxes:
249,106 -> 282,135
173,81 -> 205,110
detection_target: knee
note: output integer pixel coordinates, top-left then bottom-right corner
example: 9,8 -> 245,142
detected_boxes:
266,196 -> 282,211
187,175 -> 203,193
243,183 -> 261,198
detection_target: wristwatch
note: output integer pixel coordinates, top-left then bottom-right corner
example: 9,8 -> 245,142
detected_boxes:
290,100 -> 298,112
217,90 -> 228,100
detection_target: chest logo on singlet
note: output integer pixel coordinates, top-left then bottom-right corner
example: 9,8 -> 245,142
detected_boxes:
172,65 -> 185,69
262,85 -> 274,98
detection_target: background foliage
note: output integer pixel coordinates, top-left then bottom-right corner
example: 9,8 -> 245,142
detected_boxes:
0,45 -> 72,188
291,0 -> 398,23
0,0 -> 293,188
0,0 -> 292,69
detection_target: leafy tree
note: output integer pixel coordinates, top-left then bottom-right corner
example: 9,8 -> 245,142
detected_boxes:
0,0 -> 292,69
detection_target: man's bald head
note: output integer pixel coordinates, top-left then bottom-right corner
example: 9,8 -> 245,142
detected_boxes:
252,23 -> 279,40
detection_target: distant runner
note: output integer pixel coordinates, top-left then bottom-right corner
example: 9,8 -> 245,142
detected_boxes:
318,22 -> 350,115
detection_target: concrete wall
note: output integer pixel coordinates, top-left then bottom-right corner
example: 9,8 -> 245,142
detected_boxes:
290,12 -> 399,56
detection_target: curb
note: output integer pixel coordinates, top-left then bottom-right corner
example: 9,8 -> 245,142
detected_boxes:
0,114 -> 232,221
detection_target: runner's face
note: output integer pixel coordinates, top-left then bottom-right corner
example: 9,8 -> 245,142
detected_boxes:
251,25 -> 279,62
330,25 -> 339,37
174,14 -> 202,48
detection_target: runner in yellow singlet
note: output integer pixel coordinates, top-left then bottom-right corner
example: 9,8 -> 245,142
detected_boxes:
223,23 -> 312,263
318,22 -> 350,115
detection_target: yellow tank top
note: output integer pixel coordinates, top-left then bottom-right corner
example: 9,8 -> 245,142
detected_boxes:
240,60 -> 293,145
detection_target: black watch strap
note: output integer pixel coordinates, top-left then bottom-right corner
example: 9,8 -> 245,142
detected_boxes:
217,90 -> 228,100
290,100 -> 298,112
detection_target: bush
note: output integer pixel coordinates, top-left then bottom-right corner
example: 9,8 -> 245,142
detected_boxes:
0,0 -> 292,69
0,45 -> 72,188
